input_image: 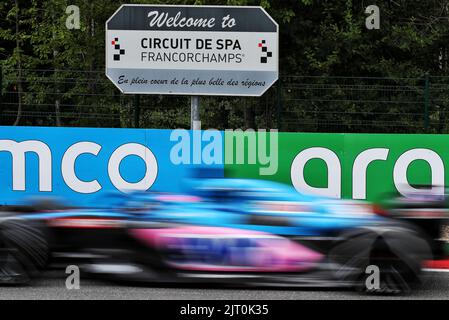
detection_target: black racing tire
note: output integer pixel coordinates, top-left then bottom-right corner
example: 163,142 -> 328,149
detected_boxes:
363,238 -> 415,294
0,218 -> 49,285
329,225 -> 431,295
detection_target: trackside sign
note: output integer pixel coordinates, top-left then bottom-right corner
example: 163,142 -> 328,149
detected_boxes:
0,126 -> 223,207
105,5 -> 279,96
225,133 -> 449,203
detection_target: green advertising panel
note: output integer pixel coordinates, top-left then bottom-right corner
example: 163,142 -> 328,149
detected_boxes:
224,132 -> 449,203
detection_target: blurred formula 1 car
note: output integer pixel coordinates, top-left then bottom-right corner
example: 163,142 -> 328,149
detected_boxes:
0,179 -> 431,293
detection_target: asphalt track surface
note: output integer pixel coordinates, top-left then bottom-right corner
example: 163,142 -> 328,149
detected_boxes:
1,271 -> 449,300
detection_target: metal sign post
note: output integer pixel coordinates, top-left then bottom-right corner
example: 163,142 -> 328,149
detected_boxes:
191,96 -> 200,130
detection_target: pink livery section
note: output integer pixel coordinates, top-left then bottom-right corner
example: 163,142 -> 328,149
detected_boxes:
130,226 -> 323,272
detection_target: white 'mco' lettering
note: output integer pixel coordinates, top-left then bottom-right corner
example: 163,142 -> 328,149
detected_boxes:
62,142 -> 102,194
108,143 -> 158,193
0,140 -> 52,191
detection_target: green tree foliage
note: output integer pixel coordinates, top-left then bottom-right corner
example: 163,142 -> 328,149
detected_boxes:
0,0 -> 449,131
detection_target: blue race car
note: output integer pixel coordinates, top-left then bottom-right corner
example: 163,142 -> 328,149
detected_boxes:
0,178 -> 432,293
145,178 -> 386,236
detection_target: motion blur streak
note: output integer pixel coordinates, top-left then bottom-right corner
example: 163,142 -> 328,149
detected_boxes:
1,175 -> 445,295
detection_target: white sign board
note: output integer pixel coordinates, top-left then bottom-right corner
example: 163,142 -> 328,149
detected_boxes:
105,5 -> 279,96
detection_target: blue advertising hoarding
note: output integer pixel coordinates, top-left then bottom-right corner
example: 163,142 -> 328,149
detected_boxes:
0,126 -> 224,206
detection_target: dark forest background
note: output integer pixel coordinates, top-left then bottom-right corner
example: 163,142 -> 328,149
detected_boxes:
1,0 -> 449,133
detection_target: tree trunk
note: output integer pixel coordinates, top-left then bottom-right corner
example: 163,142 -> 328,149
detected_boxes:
13,0 -> 21,126
219,105 -> 229,129
55,97 -> 61,126
53,53 -> 61,126
13,67 -> 22,126
244,105 -> 256,129
51,6 -> 61,127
